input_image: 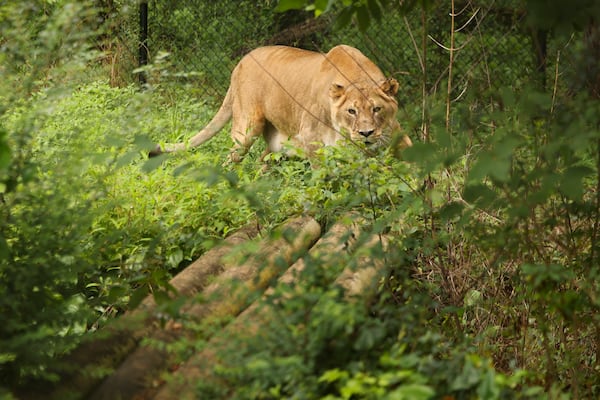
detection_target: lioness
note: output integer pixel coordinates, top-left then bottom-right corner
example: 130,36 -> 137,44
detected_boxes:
150,45 -> 412,162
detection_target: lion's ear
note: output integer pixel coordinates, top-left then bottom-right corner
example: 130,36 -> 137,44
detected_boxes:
380,78 -> 399,97
329,83 -> 345,99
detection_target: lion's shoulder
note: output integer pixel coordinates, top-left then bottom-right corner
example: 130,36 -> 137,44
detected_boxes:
321,45 -> 385,85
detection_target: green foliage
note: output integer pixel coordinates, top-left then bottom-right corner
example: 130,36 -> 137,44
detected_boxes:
0,0 -> 103,384
188,226 -> 535,399
2,0 -> 600,399
276,0 -> 432,28
1,70 -> 296,383
457,88 -> 600,392
184,90 -> 599,398
526,0 -> 600,34
0,0 -> 286,385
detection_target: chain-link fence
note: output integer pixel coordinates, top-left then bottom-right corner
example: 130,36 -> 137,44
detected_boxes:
143,1 -> 547,105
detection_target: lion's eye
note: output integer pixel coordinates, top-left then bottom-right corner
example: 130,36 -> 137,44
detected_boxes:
373,106 -> 382,113
348,108 -> 357,115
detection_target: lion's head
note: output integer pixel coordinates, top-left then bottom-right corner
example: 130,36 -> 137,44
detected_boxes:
329,77 -> 400,148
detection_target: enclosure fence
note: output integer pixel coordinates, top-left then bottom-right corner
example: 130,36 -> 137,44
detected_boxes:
139,1 -> 552,105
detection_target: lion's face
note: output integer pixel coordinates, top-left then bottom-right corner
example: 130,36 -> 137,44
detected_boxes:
329,78 -> 399,148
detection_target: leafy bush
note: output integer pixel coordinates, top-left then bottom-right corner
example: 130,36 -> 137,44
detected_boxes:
0,75 -> 271,385
2,1 -> 599,399
1,0 -> 104,385
0,0 -> 282,385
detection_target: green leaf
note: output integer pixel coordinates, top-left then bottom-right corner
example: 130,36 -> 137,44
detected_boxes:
402,142 -> 440,174
152,290 -> 171,306
467,129 -> 521,184
521,263 -> 575,288
314,0 -> 331,15
0,129 -> 10,171
0,234 -> 9,259
477,368 -> 500,400
463,183 -> 498,208
388,384 -> 435,400
275,0 -> 307,12
128,285 -> 150,309
354,322 -> 385,350
133,134 -> 157,151
335,7 -> 354,29
319,368 -> 349,383
355,5 -> 371,31
167,247 -> 184,269
451,356 -> 482,391
142,153 -> 167,172
107,285 -> 128,303
559,165 -> 594,201
367,0 -> 383,20
468,153 -> 510,183
115,150 -> 140,169
0,352 -> 17,364
173,161 -> 194,177
439,201 -> 465,221
464,289 -> 482,307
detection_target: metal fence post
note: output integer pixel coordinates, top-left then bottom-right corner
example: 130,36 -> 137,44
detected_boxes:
139,1 -> 148,85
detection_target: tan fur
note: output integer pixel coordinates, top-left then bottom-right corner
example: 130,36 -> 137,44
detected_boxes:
150,45 -> 412,162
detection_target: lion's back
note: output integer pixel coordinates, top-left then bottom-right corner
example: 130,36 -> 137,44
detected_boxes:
232,46 -> 324,90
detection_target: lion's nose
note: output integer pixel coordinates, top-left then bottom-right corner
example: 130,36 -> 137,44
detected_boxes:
359,129 -> 374,138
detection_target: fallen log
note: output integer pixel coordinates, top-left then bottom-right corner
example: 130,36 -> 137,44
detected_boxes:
151,220 -> 388,400
335,234 -> 389,298
87,215 -> 321,400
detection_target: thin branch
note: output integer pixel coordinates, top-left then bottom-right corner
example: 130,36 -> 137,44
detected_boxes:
428,34 -> 472,52
473,7 -> 493,96
592,138 -> 600,268
446,0 -> 456,131
403,11 -> 429,144
428,34 -> 453,51
456,7 -> 480,32
421,9 -> 429,143
452,83 -> 468,102
550,49 -> 560,114
442,3 -> 524,97
403,16 -> 425,74
550,33 -> 575,114
452,0 -> 473,17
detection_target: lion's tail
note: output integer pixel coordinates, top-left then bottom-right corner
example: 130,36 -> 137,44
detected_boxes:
149,86 -> 233,156
186,85 -> 234,149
